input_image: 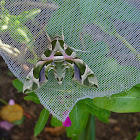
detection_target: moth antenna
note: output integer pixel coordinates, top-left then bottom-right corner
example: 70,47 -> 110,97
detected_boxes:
62,26 -> 64,41
46,31 -> 52,42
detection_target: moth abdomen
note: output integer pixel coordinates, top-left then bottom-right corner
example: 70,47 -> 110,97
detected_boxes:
53,60 -> 66,85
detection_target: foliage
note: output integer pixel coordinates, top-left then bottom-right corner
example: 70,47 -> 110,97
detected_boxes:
12,79 -> 140,137
93,84 -> 140,113
34,108 -> 49,136
0,0 -> 41,51
136,132 -> 140,140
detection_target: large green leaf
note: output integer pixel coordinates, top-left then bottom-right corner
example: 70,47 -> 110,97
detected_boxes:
79,0 -> 139,36
80,0 -> 116,35
93,12 -> 116,36
93,86 -> 140,113
80,0 -> 139,23
83,37 -> 139,92
100,0 -> 140,23
34,108 -> 49,136
79,0 -> 100,22
85,98 -> 111,123
66,100 -> 89,137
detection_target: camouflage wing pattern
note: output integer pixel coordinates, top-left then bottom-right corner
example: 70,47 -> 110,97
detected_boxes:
23,31 -> 98,93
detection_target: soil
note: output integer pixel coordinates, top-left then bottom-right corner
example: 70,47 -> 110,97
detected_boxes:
0,56 -> 140,140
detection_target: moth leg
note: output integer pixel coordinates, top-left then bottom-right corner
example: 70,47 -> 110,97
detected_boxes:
69,46 -> 90,53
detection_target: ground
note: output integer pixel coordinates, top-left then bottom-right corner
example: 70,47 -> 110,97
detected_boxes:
0,56 -> 140,140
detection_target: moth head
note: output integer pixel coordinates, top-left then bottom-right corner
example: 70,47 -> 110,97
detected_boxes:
51,36 -> 65,52
52,35 -> 61,40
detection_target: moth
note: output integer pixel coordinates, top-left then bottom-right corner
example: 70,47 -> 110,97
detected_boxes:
23,30 -> 98,93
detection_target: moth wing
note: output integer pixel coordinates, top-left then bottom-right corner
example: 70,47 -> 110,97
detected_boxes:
80,62 -> 99,88
65,46 -> 98,88
23,68 -> 40,93
23,58 -> 53,93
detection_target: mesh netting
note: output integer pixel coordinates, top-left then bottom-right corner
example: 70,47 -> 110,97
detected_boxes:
0,0 -> 140,121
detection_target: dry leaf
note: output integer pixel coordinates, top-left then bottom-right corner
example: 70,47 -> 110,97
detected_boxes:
0,104 -> 24,122
45,126 -> 66,136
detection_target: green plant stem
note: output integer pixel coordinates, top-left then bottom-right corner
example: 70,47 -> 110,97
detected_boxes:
0,98 -> 8,105
115,33 -> 140,61
78,114 -> 95,140
86,114 -> 95,140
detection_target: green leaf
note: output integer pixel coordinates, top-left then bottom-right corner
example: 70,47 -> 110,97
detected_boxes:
8,15 -> 34,49
9,25 -> 34,50
80,0 -> 139,23
79,0 -> 100,22
51,116 -> 62,127
24,92 -> 40,104
77,115 -> 96,140
66,125 -> 81,138
13,115 -> 25,125
100,0 -> 140,23
27,92 -> 38,97
71,136 -> 79,140
92,12 -> 116,35
136,132 -> 140,140
84,39 -> 139,92
12,79 -> 23,92
34,108 -> 49,136
18,9 -> 41,23
70,100 -> 89,130
136,83 -> 140,88
79,0 -> 116,35
93,86 -> 140,113
66,100 -> 89,137
22,9 -> 41,19
85,98 -> 111,123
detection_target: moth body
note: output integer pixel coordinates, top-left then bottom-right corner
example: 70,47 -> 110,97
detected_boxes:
53,57 -> 66,85
50,37 -> 67,85
23,31 -> 98,93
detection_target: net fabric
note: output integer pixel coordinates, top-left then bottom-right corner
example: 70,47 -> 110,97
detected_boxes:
0,0 -> 140,121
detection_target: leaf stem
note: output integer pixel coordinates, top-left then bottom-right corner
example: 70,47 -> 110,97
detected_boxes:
115,33 -> 140,61
87,114 -> 96,140
0,98 -> 8,105
78,114 -> 95,140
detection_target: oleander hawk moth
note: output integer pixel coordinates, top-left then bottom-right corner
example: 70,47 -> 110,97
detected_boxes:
23,30 -> 98,93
